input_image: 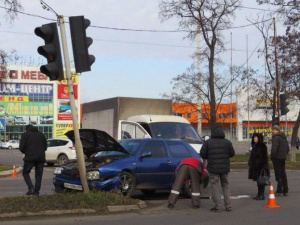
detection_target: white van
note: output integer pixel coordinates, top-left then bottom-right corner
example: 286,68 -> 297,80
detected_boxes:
118,115 -> 203,153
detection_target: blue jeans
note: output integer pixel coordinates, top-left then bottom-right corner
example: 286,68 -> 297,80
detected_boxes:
22,161 -> 44,194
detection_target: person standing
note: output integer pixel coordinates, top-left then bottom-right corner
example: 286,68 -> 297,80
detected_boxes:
248,133 -> 270,200
296,137 -> 300,151
19,125 -> 47,196
271,125 -> 289,197
200,127 -> 235,212
168,158 -> 208,209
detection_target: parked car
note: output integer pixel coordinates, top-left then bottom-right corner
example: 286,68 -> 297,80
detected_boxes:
53,129 -> 203,196
2,140 -> 19,149
46,138 -> 77,166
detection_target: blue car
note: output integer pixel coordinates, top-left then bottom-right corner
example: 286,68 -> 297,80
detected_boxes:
53,129 -> 201,196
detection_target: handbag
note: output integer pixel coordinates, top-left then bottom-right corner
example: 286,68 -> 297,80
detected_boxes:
257,169 -> 270,186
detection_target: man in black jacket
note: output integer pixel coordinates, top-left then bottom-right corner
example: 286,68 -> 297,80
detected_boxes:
271,125 -> 289,197
200,127 -> 235,212
19,125 -> 47,195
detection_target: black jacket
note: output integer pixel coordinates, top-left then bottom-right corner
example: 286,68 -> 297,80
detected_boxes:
248,133 -> 270,180
200,127 -> 235,174
271,132 -> 290,160
19,126 -> 47,162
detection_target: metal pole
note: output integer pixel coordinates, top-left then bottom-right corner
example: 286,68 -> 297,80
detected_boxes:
273,18 -> 280,122
58,15 -> 89,194
247,35 -> 250,143
197,1 -> 202,137
230,32 -> 233,141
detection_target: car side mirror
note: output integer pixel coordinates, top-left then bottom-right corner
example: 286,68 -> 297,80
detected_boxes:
139,151 -> 152,159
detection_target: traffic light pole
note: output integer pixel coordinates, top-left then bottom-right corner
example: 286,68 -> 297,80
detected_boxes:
58,15 -> 89,194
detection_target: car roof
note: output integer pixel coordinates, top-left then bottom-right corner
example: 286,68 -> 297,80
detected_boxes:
127,115 -> 190,124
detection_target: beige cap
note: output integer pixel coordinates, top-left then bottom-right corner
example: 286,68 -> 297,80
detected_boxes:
272,125 -> 280,132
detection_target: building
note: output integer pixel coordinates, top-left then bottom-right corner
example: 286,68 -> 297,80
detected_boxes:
173,102 -> 237,140
236,87 -> 299,141
0,66 -> 80,141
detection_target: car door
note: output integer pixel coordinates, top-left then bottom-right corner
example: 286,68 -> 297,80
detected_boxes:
135,140 -> 174,189
46,140 -> 60,161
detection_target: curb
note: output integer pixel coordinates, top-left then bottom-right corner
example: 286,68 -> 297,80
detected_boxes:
0,166 -> 23,178
0,200 -> 147,218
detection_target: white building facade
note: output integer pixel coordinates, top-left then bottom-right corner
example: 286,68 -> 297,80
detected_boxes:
236,87 -> 300,141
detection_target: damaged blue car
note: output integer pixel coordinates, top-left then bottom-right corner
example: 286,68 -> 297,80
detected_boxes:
53,129 -> 201,196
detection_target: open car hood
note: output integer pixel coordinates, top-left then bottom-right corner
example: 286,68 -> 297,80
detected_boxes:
65,129 -> 129,158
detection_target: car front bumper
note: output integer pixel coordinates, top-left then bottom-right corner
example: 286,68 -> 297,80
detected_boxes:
53,175 -> 120,192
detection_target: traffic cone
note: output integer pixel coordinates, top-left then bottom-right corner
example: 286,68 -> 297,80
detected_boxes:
11,165 -> 18,177
264,182 -> 280,208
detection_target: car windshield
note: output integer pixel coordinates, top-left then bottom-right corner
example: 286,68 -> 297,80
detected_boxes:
118,139 -> 143,156
149,122 -> 202,143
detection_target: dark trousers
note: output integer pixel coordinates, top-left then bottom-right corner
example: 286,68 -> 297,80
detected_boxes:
22,161 -> 44,194
272,159 -> 288,193
168,165 -> 201,206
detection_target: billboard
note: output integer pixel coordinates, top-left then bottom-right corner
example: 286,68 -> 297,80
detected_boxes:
57,84 -> 78,121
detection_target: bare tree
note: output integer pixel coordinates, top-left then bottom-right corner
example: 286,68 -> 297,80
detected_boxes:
159,0 -> 241,129
256,0 -> 300,162
0,0 -> 23,83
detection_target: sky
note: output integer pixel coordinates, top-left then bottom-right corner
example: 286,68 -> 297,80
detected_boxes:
0,0 -> 285,103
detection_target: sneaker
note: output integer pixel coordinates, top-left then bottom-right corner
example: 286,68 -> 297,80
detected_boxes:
255,196 -> 265,200
210,207 -> 222,212
225,207 -> 232,212
192,205 -> 200,209
25,190 -> 35,195
168,203 -> 174,209
283,193 -> 288,197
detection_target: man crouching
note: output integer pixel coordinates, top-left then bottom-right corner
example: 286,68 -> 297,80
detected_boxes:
168,158 -> 208,209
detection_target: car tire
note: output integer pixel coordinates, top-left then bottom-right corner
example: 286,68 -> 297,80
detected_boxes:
119,171 -> 135,196
182,181 -> 192,198
47,163 -> 55,167
8,146 -> 12,150
57,154 -> 69,166
141,190 -> 156,195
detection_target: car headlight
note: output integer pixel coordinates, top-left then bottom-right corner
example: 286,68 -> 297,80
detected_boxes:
87,171 -> 100,180
54,167 -> 63,175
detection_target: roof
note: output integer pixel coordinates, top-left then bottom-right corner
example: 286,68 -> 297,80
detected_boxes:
127,115 -> 190,124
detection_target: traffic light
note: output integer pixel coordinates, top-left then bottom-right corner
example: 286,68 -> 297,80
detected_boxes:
34,23 -> 64,80
280,94 -> 289,116
69,16 -> 95,73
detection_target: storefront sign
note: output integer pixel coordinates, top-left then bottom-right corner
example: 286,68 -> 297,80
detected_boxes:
54,123 -> 80,138
0,83 -> 53,96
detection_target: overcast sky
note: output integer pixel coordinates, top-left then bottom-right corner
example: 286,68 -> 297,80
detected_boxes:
0,0 -> 284,103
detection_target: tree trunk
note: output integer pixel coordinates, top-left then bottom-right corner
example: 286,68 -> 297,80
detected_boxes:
208,50 -> 216,130
290,110 -> 300,162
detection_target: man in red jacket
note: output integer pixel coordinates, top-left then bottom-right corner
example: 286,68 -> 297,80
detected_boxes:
168,158 -> 208,209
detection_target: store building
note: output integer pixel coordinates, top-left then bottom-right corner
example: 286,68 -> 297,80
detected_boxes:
172,102 -> 237,140
236,87 -> 300,141
0,66 -> 80,141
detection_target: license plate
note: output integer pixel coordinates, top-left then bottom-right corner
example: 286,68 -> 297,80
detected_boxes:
64,182 -> 83,190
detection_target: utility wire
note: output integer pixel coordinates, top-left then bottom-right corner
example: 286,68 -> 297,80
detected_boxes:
0,5 -> 273,33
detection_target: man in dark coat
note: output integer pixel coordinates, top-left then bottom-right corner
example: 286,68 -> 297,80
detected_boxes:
200,127 -> 235,212
19,125 -> 47,195
168,158 -> 208,209
271,125 -> 289,197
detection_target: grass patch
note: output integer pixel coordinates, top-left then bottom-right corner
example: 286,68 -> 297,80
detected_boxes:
0,164 -> 13,172
0,191 -> 138,214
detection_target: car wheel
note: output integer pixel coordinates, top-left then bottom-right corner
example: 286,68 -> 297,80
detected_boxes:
141,190 -> 156,195
182,180 -> 192,198
119,171 -> 135,196
47,163 -> 55,167
57,154 -> 69,166
8,146 -> 12,150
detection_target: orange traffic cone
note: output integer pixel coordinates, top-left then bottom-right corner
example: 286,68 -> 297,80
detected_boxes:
264,182 -> 280,208
11,165 -> 18,177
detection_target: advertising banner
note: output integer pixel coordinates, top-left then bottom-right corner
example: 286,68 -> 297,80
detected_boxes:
57,84 -> 78,121
0,83 -> 54,126
54,123 -> 80,138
